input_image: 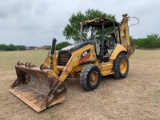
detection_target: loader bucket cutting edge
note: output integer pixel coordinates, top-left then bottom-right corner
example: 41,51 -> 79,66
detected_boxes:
9,65 -> 67,112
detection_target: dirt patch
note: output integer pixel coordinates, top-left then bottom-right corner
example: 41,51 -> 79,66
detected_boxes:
0,50 -> 160,120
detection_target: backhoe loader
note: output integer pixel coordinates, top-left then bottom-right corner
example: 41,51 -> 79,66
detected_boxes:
9,14 -> 136,112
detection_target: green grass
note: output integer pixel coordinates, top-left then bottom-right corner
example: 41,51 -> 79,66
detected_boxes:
0,50 -> 48,71
0,49 -> 160,71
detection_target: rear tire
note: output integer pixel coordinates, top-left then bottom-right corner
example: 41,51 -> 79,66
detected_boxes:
113,53 -> 129,79
80,64 -> 101,91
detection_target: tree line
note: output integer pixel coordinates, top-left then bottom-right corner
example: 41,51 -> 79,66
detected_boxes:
46,41 -> 72,50
1,33 -> 160,51
130,34 -> 160,49
0,44 -> 26,51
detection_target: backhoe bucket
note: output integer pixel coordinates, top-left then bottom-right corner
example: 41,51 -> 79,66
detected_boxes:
9,63 -> 66,112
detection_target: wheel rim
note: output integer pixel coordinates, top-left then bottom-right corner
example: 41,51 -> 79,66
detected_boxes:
89,71 -> 98,86
120,59 -> 127,74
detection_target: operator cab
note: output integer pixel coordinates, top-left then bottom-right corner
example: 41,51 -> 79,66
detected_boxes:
80,18 -> 121,61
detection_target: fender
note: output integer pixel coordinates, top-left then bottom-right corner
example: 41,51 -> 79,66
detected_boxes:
109,44 -> 127,60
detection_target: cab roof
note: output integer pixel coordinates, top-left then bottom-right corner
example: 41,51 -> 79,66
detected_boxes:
82,18 -> 119,28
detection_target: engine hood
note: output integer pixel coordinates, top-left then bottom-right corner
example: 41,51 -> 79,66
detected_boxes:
61,41 -> 97,52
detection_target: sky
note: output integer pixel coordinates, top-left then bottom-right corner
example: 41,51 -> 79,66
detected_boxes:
0,0 -> 160,46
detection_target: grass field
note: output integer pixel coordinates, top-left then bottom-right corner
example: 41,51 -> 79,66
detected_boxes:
0,49 -> 160,120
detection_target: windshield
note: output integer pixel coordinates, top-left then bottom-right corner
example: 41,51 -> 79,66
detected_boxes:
81,25 -> 115,42
82,26 -> 101,41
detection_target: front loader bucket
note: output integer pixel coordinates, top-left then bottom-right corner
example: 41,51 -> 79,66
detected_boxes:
9,63 -> 66,112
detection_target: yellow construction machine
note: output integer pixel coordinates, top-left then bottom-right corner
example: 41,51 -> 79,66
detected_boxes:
9,14 -> 136,112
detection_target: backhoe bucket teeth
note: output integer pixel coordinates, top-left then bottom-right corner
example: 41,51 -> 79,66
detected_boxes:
9,64 -> 66,112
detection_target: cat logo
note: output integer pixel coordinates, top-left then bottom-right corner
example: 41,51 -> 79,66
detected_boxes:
79,49 -> 90,63
82,51 -> 88,57
81,49 -> 90,58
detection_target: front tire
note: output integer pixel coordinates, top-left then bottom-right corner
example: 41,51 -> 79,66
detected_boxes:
80,64 -> 101,91
113,53 -> 129,79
